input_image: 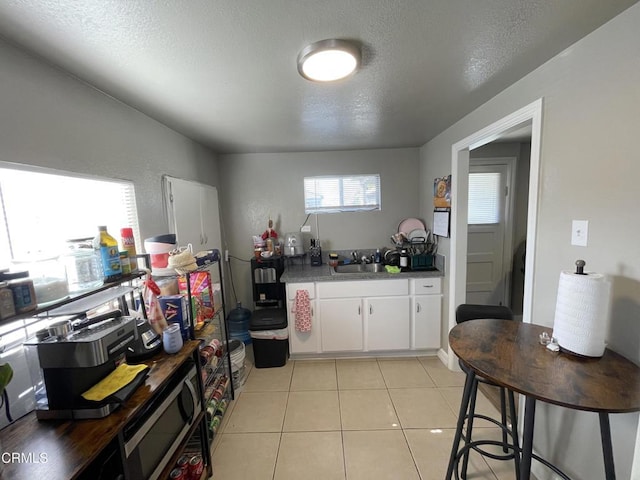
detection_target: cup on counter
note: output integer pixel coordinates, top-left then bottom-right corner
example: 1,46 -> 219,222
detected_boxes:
163,323 -> 184,354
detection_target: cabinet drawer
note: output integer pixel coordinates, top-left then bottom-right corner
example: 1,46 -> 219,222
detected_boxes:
286,282 -> 315,300
318,279 -> 408,298
410,278 -> 442,295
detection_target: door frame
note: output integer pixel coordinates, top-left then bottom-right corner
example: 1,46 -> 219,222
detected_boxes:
467,157 -> 517,307
447,98 -> 543,370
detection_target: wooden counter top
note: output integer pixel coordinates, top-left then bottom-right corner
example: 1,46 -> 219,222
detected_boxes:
0,341 -> 200,479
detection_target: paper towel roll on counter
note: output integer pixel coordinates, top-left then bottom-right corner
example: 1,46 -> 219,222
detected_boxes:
552,270 -> 611,357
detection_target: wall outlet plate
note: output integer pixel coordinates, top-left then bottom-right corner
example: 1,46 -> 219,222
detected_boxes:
300,225 -> 311,232
571,220 -> 588,246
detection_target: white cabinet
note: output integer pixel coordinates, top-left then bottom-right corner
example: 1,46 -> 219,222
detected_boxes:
286,283 -> 320,354
320,298 -> 363,352
410,278 -> 442,350
164,176 -> 222,250
364,296 -> 411,351
285,277 -> 442,356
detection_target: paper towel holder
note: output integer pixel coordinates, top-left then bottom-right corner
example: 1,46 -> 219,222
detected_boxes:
575,259 -> 586,275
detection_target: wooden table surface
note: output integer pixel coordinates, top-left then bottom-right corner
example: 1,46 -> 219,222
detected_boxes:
0,341 -> 199,479
449,319 -> 640,413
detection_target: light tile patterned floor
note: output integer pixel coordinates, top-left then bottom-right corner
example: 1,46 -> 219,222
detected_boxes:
210,353 -> 519,480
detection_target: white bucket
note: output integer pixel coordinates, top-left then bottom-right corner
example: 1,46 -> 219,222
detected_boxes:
228,339 -> 246,388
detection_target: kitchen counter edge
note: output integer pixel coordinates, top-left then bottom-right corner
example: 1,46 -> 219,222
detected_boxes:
281,264 -> 444,283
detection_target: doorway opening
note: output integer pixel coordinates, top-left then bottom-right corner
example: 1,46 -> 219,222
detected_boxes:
447,99 -> 543,370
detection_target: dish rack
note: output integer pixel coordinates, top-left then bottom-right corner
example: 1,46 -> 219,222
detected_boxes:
410,253 -> 435,270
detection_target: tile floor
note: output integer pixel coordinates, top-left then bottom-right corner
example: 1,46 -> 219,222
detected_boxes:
210,354 -> 520,480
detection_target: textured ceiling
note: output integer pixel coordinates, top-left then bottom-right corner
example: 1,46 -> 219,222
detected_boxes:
0,1 -> 636,153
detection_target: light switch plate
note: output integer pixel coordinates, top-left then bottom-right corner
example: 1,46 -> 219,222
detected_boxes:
571,220 -> 588,246
300,225 -> 311,232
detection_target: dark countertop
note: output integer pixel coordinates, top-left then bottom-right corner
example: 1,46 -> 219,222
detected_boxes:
280,262 -> 444,283
0,341 -> 200,479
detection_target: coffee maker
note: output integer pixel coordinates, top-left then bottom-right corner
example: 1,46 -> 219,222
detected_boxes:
25,314 -> 136,420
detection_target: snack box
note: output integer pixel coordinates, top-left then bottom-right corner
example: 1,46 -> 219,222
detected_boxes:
158,294 -> 189,339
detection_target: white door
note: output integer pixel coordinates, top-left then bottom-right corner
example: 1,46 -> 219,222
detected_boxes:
466,161 -> 514,306
164,177 -> 222,253
364,296 -> 411,351
200,185 -> 222,250
320,298 -> 363,352
411,294 -> 441,350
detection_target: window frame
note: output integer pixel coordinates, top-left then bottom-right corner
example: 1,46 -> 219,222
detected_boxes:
303,173 -> 381,214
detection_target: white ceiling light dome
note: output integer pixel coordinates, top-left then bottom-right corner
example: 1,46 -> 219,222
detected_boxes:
297,39 -> 361,82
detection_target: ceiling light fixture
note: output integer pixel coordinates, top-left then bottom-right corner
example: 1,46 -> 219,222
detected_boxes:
297,39 -> 361,82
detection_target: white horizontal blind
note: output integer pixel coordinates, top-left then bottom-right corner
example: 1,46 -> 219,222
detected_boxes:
0,165 -> 140,268
468,172 -> 500,224
304,174 -> 381,213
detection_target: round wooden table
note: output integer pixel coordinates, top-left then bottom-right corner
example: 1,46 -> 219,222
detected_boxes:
446,319 -> 640,480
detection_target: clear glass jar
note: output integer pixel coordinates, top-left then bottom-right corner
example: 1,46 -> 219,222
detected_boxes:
12,255 -> 69,305
62,238 -> 103,293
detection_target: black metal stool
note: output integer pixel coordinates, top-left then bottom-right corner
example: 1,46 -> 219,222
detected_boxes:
454,304 -> 521,479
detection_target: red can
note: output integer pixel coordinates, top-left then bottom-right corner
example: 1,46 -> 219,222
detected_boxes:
169,467 -> 186,479
176,454 -> 190,473
188,454 -> 204,479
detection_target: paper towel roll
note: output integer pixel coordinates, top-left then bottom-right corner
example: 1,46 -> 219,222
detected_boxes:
552,270 -> 611,357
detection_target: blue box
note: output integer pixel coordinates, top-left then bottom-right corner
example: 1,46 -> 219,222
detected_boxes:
158,295 -> 189,339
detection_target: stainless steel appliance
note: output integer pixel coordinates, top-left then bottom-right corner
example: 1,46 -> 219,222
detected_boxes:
25,314 -> 136,419
284,232 -> 304,256
123,360 -> 201,480
125,318 -> 162,362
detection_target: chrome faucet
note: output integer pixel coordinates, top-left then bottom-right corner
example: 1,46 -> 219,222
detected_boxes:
351,251 -> 360,263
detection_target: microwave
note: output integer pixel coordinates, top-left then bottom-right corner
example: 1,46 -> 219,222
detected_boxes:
123,359 -> 202,480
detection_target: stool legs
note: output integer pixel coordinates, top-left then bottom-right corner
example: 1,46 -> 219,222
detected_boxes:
446,369 -> 476,480
446,368 -> 521,480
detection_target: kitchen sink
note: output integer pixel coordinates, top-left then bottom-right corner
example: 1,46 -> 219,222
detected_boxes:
333,263 -> 386,274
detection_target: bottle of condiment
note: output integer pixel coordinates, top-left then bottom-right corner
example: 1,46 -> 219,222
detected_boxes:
120,227 -> 138,272
399,248 -> 409,269
93,226 -> 122,282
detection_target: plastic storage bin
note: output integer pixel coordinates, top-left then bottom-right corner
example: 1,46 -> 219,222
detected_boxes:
249,308 -> 288,368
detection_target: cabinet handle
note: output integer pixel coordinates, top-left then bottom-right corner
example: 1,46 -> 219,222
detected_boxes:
416,303 -> 421,313
423,284 -> 433,288
358,305 -> 361,315
369,305 -> 373,315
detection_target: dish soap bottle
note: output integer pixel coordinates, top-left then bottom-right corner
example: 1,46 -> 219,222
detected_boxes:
93,226 -> 122,282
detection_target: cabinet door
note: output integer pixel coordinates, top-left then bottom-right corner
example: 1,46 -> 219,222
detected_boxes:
365,296 -> 411,351
319,298 -> 362,352
412,295 -> 442,350
200,185 -> 222,250
287,299 -> 319,354
165,177 -> 202,248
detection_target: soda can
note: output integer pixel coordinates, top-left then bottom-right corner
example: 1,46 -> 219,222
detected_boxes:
176,454 -> 190,472
169,467 -> 186,479
189,454 -> 204,478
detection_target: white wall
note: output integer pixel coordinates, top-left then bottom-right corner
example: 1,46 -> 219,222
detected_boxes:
0,37 -> 220,240
420,4 -> 640,479
218,148 -> 420,307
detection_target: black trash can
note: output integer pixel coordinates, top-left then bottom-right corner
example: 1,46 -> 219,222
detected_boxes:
249,308 -> 289,368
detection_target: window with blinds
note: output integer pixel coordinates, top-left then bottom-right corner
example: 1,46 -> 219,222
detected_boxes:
0,165 -> 140,268
304,174 -> 381,214
468,172 -> 500,224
